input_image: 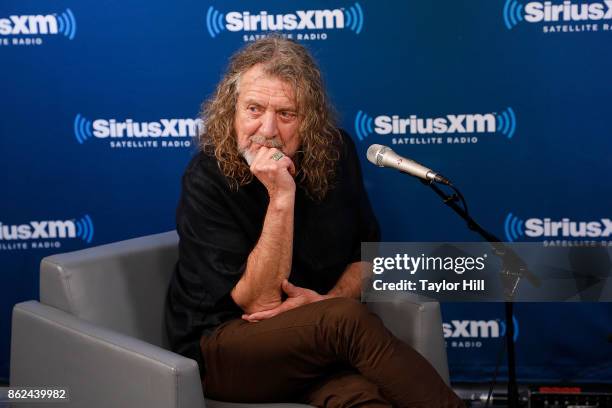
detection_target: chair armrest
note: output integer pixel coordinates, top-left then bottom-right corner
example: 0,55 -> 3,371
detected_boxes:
10,301 -> 204,408
366,293 -> 450,385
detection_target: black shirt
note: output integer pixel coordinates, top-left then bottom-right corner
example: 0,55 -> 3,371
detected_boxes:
164,130 -> 380,371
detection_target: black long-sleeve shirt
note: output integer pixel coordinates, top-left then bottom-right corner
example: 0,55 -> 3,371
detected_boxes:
165,130 -> 380,371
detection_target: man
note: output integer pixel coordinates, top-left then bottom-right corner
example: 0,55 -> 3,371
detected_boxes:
165,37 -> 464,407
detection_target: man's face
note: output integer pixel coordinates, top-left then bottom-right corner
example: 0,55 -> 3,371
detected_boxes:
234,64 -> 301,164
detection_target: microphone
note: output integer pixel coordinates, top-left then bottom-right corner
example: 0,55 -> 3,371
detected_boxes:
366,144 -> 451,185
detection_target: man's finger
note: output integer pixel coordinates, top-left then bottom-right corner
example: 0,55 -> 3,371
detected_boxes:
242,314 -> 261,322
279,156 -> 296,176
244,308 -> 280,321
251,145 -> 271,166
282,279 -> 305,297
244,303 -> 285,320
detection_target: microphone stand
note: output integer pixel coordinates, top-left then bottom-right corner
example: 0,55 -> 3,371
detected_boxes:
420,179 -> 527,408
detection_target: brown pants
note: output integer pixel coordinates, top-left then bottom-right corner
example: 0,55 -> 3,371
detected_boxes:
200,298 -> 464,408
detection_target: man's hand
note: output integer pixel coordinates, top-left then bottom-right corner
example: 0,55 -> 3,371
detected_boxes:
242,279 -> 329,322
230,146 -> 297,315
249,146 -> 296,200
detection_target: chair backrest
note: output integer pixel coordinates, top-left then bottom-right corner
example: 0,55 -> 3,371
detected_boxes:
39,231 -> 178,348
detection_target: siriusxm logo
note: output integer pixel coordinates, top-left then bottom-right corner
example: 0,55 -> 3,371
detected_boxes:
74,114 -> 202,144
504,213 -> 612,242
443,317 -> 519,342
354,108 -> 517,141
504,0 -> 612,29
0,9 -> 76,40
205,3 -> 364,38
0,215 -> 94,244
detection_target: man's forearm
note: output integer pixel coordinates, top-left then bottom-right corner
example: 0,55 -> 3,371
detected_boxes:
231,193 -> 295,313
326,262 -> 366,300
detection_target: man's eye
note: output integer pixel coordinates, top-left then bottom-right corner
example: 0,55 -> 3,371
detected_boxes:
247,106 -> 261,113
279,111 -> 296,119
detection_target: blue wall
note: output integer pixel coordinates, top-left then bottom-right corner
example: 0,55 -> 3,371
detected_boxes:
1,0 -> 611,383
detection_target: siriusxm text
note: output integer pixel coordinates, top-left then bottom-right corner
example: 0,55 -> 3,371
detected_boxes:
374,114 -> 496,135
0,221 -> 76,240
443,320 -> 501,339
525,217 -> 611,238
525,1 -> 612,22
0,15 -> 58,35
226,9 -> 344,31
92,118 -> 202,138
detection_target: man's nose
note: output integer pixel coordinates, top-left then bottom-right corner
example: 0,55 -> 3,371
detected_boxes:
259,110 -> 278,138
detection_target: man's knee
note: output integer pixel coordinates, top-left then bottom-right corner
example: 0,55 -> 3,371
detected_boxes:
325,298 -> 370,320
320,298 -> 376,328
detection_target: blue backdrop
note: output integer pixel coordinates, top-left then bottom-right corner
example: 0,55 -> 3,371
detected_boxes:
1,0 -> 611,384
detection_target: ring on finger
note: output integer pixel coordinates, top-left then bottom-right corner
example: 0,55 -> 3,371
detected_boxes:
271,151 -> 284,161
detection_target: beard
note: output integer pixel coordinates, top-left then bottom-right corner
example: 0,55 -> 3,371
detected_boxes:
239,134 -> 284,165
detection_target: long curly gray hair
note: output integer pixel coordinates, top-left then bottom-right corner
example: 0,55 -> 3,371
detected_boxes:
199,36 -> 341,201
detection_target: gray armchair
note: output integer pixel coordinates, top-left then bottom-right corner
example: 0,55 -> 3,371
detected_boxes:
10,231 -> 450,408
